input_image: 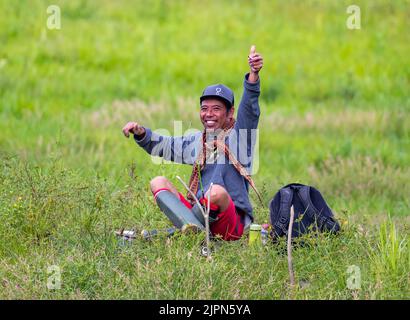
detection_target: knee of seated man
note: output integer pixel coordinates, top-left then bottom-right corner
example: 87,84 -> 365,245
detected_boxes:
150,176 -> 168,192
209,184 -> 229,204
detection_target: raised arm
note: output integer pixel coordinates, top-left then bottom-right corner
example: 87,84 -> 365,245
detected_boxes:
235,45 -> 264,131
231,46 -> 264,169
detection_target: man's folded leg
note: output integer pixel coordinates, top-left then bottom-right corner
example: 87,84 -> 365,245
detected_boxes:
200,196 -> 245,241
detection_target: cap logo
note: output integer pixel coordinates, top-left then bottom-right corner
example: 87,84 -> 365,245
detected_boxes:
216,87 -> 222,95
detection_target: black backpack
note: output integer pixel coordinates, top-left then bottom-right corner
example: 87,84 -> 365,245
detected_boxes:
269,183 -> 340,239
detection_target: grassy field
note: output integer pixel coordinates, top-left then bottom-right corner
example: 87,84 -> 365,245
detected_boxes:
0,0 -> 409,299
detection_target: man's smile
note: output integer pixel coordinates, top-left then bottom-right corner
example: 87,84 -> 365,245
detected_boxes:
205,120 -> 217,128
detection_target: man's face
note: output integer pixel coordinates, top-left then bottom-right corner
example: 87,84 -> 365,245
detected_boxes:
200,98 -> 234,131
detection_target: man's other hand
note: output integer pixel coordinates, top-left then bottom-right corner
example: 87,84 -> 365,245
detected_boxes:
122,122 -> 145,138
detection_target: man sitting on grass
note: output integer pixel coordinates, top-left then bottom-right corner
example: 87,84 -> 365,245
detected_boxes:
122,45 -> 263,241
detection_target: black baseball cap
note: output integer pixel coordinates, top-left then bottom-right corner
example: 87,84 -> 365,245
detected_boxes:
200,84 -> 234,109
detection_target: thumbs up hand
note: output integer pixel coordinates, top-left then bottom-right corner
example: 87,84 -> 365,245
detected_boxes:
248,45 -> 263,74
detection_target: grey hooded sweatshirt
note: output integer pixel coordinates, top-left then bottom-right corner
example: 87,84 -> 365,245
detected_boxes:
134,73 -> 260,222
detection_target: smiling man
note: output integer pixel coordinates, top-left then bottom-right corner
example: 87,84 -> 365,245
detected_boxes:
122,46 -> 263,240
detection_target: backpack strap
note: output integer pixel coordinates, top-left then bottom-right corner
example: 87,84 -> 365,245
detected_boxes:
297,186 -> 331,231
274,187 -> 293,235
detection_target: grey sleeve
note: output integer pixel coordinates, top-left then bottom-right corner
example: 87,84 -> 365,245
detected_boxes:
134,128 -> 201,165
230,73 -> 261,169
235,73 -> 261,130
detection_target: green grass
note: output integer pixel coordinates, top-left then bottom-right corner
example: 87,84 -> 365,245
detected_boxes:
0,0 -> 409,299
